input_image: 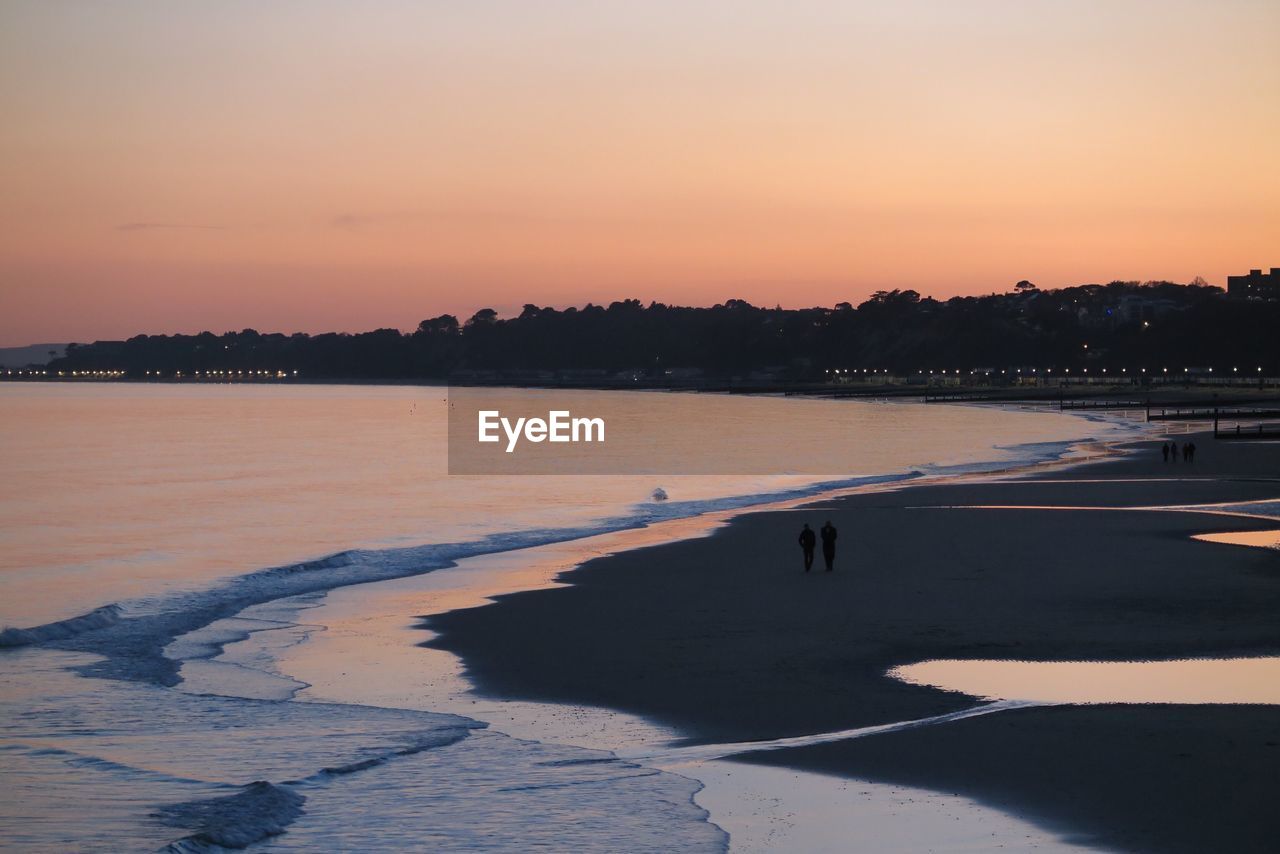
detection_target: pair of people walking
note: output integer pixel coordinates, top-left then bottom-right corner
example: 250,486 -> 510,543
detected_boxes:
798,521 -> 838,572
1161,441 -> 1196,463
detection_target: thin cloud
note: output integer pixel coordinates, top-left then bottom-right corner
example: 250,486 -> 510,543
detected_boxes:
116,222 -> 226,232
329,210 -> 546,230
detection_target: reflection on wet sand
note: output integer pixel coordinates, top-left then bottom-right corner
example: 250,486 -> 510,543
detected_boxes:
1193,529 -> 1280,549
892,656 -> 1280,705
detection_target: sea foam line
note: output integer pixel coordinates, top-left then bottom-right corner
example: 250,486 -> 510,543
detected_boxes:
616,700 -> 1043,765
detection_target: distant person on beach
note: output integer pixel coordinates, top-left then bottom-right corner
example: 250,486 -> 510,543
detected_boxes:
1171,442 -> 1180,462
1161,443 -> 1170,462
1185,442 -> 1196,463
820,521 -> 838,572
798,523 -> 816,572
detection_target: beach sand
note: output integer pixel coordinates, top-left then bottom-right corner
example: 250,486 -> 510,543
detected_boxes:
427,435 -> 1280,852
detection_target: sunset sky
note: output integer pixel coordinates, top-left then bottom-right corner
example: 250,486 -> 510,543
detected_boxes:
2,1 -> 1277,346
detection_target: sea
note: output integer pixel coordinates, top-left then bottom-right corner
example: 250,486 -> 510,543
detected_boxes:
0,382 -> 1139,851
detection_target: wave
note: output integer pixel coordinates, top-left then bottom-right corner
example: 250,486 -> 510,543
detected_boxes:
154,721 -> 477,852
157,780 -> 305,852
301,725 -> 476,782
0,603 -> 122,648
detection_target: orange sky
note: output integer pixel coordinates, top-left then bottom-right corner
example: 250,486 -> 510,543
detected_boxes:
2,1 -> 1277,345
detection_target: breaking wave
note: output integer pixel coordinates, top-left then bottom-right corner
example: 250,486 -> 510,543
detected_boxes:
0,603 -> 122,648
158,781 -> 305,852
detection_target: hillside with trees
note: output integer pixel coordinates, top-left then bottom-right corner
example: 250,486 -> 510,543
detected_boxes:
43,280 -> 1280,383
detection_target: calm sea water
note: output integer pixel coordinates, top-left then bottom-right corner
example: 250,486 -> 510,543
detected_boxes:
0,383 -> 1128,851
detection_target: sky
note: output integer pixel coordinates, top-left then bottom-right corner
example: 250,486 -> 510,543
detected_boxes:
1,1 -> 1277,345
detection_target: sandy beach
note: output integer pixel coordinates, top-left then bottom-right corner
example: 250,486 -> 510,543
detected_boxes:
427,434 -> 1280,852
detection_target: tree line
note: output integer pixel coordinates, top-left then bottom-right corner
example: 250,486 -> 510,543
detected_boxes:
46,280 -> 1279,381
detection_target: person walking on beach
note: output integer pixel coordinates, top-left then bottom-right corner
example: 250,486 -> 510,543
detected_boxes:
1161,442 -> 1170,463
1185,442 -> 1196,463
820,521 -> 838,572
798,523 -> 817,572
1171,442 -> 1180,462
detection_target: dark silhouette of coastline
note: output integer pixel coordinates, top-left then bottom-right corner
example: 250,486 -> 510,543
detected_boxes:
32,279 -> 1280,382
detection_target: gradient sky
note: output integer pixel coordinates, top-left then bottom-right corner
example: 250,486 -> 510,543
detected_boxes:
2,1 -> 1277,345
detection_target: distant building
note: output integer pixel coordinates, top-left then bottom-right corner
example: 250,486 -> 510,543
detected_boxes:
1117,294 -> 1179,323
1227,268 -> 1280,300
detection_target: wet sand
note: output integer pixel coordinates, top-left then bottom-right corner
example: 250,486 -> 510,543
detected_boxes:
427,435 -> 1280,852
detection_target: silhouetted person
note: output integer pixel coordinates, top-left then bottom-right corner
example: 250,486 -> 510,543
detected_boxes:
1171,442 -> 1180,462
1161,443 -> 1169,462
1186,442 -> 1196,463
820,521 -> 838,572
798,523 -> 816,572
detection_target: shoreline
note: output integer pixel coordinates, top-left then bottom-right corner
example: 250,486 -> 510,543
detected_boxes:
425,433 -> 1280,852
261,442 -> 1133,851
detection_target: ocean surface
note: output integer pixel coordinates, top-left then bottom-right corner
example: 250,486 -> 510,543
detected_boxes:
0,382 -> 1135,851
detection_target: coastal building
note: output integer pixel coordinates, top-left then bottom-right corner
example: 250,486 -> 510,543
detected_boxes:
1117,294 -> 1179,323
1226,268 -> 1280,300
